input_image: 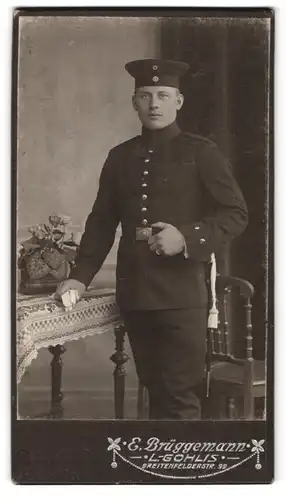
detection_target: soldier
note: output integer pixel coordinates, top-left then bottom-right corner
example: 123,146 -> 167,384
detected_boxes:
56,59 -> 248,420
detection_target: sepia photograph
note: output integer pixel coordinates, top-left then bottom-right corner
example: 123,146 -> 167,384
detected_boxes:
12,8 -> 273,484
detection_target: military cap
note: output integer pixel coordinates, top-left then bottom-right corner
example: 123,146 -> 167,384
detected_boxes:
125,58 -> 190,89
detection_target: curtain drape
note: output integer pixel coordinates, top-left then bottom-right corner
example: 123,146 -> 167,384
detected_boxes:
160,17 -> 270,359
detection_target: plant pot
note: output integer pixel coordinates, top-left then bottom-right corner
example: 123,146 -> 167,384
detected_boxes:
19,255 -> 71,295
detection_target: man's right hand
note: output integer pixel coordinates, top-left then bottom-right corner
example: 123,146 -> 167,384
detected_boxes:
55,279 -> 86,309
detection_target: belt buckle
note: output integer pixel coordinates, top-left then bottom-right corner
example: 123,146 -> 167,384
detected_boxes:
136,227 -> 152,241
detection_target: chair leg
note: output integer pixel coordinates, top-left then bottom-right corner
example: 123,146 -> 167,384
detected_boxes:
201,385 -> 212,419
226,397 -> 236,419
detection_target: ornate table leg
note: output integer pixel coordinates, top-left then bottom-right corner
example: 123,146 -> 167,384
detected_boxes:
110,325 -> 129,419
48,344 -> 66,419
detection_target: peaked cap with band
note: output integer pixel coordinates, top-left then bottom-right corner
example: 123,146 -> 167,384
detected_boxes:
125,58 -> 190,89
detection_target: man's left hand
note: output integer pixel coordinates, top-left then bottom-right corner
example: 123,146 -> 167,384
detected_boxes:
148,222 -> 185,256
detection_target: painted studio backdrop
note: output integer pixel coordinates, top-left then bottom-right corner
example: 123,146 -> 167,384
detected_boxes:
16,15 -> 270,419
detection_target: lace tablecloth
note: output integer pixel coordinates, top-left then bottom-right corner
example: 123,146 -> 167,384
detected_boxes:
16,288 -> 121,383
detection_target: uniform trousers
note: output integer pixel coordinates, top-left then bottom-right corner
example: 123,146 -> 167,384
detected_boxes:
122,308 -> 207,420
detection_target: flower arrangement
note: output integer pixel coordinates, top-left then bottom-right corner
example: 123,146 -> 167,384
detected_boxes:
18,213 -> 79,293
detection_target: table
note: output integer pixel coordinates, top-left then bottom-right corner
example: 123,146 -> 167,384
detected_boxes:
16,288 -> 129,418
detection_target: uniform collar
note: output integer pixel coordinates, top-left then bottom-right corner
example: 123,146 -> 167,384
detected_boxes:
141,121 -> 181,149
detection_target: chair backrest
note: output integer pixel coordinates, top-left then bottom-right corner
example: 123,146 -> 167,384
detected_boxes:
207,275 -> 255,363
205,275 -> 255,398
205,275 -> 256,418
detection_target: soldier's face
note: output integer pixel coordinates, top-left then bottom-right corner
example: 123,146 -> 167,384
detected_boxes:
132,86 -> 184,130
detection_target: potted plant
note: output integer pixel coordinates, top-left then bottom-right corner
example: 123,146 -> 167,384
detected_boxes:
17,213 -> 79,294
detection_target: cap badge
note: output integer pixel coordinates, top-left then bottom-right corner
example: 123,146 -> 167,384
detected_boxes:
152,65 -> 158,70
152,75 -> 159,82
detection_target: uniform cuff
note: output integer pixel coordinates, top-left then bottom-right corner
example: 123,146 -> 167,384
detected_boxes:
180,223 -> 211,261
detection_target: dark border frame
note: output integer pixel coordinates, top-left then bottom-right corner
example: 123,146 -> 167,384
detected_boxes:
11,7 -> 274,484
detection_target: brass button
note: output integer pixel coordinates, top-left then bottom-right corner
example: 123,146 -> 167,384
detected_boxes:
148,149 -> 154,154
200,238 -> 206,244
142,219 -> 148,225
144,158 -> 150,163
143,170 -> 149,176
142,194 -> 147,200
194,225 -> 200,231
142,183 -> 147,188
141,207 -> 147,212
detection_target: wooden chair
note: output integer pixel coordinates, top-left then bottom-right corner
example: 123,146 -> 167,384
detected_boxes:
204,275 -> 266,420
137,275 -> 266,420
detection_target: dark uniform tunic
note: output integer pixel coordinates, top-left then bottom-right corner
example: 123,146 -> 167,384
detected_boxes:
69,121 -> 248,419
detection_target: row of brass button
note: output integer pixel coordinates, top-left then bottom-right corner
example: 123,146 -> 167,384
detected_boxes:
140,150 -> 153,226
139,151 -> 206,244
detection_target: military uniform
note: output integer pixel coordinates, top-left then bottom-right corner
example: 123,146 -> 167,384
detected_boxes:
69,60 -> 248,419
